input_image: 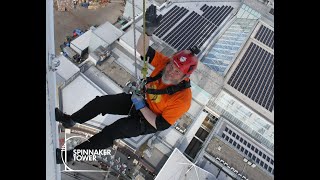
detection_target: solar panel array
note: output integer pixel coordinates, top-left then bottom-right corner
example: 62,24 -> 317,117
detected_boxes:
254,25 -> 274,49
153,4 -> 233,51
153,5 -> 189,38
227,43 -> 274,112
201,4 -> 233,27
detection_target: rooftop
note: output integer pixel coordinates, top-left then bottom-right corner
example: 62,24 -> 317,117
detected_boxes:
155,148 -> 216,180
92,21 -> 124,46
205,136 -> 273,180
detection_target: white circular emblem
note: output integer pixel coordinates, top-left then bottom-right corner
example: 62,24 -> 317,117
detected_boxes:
180,56 -> 187,62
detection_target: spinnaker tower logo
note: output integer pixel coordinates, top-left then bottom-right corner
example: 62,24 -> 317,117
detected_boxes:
61,135 -> 111,172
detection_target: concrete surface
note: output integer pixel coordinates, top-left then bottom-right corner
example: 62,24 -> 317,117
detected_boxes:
205,137 -> 273,180
54,2 -> 125,55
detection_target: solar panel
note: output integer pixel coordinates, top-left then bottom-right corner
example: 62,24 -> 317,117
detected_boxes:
205,6 -> 224,23
203,6 -> 217,19
200,4 -> 208,11
154,5 -> 234,51
172,14 -> 204,50
215,6 -> 233,26
254,24 -> 274,49
227,43 -> 274,111
249,53 -> 273,101
189,22 -> 217,50
165,12 -> 200,46
162,12 -> 207,50
237,44 -> 265,93
243,49 -> 270,96
174,13 -> 211,50
228,43 -> 254,87
156,8 -> 189,38
153,6 -> 189,38
241,46 -> 270,96
212,6 -> 229,24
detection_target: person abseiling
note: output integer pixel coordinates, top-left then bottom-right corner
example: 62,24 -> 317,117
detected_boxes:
55,4 -> 200,164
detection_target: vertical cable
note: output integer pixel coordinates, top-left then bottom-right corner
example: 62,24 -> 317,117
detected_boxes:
132,0 -> 138,79
141,0 -> 148,80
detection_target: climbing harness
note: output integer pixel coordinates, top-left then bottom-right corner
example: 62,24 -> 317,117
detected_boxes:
124,68 -> 191,96
145,70 -> 191,95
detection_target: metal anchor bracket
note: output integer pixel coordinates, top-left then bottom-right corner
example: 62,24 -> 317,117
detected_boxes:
48,53 -> 60,71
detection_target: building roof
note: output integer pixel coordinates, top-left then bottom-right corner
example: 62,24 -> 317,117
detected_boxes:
119,28 -> 154,56
123,134 -> 153,150
71,29 -> 92,52
82,65 -> 123,95
155,148 -> 216,180
92,21 -> 124,45
56,55 -> 80,80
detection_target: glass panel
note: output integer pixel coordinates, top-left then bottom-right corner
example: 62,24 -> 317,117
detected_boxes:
252,155 -> 256,161
232,132 -> 236,137
202,4 -> 260,75
240,147 -> 244,152
244,149 -> 248,155
209,91 -> 274,152
256,158 -> 260,163
263,154 -> 266,159
266,156 -> 270,162
233,141 -> 237,146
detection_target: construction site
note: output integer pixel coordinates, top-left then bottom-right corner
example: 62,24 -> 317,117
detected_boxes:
46,0 -> 274,180
53,0 -> 126,55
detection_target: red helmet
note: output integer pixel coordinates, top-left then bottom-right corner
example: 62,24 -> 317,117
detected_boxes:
172,50 -> 198,75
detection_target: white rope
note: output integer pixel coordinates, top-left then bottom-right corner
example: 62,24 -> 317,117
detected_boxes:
131,0 -> 138,79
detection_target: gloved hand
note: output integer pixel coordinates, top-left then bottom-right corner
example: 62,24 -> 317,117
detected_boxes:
131,92 -> 146,110
145,4 -> 163,36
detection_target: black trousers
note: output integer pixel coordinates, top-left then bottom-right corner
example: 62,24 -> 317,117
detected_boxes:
71,93 -> 158,150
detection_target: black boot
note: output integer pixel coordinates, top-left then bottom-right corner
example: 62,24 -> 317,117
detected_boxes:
56,148 -> 73,164
55,108 -> 76,128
